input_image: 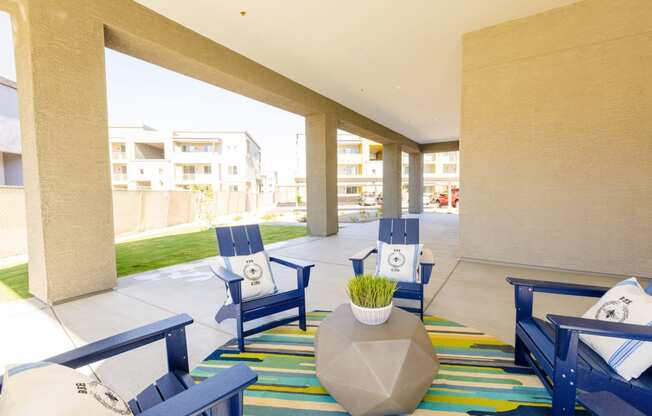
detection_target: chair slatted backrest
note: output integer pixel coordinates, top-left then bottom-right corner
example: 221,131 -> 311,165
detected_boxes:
378,218 -> 419,244
216,224 -> 265,256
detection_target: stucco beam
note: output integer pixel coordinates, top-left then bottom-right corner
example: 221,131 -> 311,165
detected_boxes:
419,140 -> 459,153
95,0 -> 419,151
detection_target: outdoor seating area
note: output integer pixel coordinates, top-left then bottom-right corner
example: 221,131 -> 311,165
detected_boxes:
1,0 -> 651,415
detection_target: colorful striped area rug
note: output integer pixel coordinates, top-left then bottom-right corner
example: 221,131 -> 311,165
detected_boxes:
191,311 -> 586,415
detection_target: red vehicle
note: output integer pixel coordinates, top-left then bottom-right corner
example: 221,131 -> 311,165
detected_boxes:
436,188 -> 459,208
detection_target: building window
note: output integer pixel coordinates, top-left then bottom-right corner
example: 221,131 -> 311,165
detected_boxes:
229,184 -> 239,192
424,164 -> 436,174
228,165 -> 238,175
443,163 -> 457,174
180,143 -> 213,152
338,165 -> 360,176
403,166 -> 409,176
203,165 -> 211,174
183,166 -> 195,174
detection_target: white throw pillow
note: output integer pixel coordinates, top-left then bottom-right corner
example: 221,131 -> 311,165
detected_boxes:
580,278 -> 652,381
222,251 -> 277,301
375,241 -> 423,283
0,362 -> 132,415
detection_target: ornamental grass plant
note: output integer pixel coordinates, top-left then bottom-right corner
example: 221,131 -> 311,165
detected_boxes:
347,274 -> 397,308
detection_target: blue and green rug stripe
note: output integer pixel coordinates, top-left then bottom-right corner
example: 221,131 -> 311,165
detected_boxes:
191,311 -> 586,415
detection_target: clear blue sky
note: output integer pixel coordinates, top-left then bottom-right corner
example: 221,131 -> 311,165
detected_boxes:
0,12 -> 304,183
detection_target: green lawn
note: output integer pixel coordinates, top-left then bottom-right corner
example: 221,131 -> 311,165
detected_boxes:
0,224 -> 307,303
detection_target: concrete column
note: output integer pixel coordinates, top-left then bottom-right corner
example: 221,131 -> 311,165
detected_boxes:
382,143 -> 402,218
11,1 -> 116,303
408,152 -> 424,214
305,113 -> 338,236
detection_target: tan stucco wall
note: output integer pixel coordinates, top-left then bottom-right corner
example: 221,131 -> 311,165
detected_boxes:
1,188 -> 196,258
0,186 -> 27,258
460,0 -> 652,277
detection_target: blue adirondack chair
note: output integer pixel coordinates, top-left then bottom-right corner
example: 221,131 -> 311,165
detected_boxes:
578,391 -> 646,416
349,218 -> 435,319
0,314 -> 257,416
507,277 -> 652,416
212,224 -> 315,351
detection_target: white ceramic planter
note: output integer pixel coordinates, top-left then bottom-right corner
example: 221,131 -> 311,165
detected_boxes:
350,302 -> 393,325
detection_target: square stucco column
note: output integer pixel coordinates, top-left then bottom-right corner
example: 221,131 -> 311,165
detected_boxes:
382,143 -> 402,218
10,1 -> 117,303
305,113 -> 338,236
408,152 -> 424,214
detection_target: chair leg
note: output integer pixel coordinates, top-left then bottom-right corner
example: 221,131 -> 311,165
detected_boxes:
228,391 -> 244,416
419,285 -> 424,321
236,316 -> 245,352
514,336 -> 529,366
419,296 -> 424,321
298,297 -> 307,331
551,387 -> 577,416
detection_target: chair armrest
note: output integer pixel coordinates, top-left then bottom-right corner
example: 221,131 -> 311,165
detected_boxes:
419,247 -> 435,284
349,246 -> 377,262
139,364 -> 258,416
269,256 -> 314,289
0,314 -> 194,393
46,314 -> 194,369
547,314 -> 652,342
578,391 -> 646,416
210,264 -> 244,284
506,277 -> 609,298
420,247 -> 434,265
269,256 -> 315,270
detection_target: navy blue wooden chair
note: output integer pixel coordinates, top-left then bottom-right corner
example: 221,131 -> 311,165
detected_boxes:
578,391 -> 646,416
212,224 -> 315,351
0,314 -> 257,416
507,277 -> 652,416
349,218 -> 435,320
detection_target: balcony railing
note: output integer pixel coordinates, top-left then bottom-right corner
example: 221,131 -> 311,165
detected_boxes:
112,151 -> 126,159
183,173 -> 196,181
113,173 -> 128,181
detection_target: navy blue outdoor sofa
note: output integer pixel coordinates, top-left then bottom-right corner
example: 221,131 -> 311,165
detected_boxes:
507,277 -> 652,416
349,218 -> 435,320
0,314 -> 257,416
212,224 -> 314,351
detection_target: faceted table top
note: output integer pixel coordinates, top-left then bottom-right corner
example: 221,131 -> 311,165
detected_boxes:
315,304 -> 439,416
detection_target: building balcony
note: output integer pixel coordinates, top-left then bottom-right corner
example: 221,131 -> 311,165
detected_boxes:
112,151 -> 127,160
112,173 -> 128,182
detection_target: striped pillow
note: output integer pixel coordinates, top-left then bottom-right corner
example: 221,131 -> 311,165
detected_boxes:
580,278 -> 652,380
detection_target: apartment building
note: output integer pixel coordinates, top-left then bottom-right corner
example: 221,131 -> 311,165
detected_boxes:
294,133 -> 459,204
109,125 -> 262,192
0,76 -> 22,186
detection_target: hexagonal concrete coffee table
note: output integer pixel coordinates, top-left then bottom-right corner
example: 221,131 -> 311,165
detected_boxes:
315,304 -> 439,416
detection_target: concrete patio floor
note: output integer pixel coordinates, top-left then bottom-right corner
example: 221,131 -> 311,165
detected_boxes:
0,212 -> 644,400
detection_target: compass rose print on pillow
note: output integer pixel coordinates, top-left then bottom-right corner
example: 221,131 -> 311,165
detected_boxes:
376,241 -> 423,282
242,259 -> 264,283
581,277 -> 652,380
223,251 -> 277,301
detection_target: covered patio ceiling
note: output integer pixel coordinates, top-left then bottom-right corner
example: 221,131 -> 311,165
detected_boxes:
134,0 -> 578,143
